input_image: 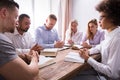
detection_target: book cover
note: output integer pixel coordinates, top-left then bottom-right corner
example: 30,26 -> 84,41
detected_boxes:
41,48 -> 58,57
64,52 -> 84,63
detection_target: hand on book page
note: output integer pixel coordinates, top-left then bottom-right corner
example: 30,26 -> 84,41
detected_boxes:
64,52 -> 84,63
38,55 -> 55,69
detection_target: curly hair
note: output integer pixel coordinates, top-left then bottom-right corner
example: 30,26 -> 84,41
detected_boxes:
96,0 -> 120,26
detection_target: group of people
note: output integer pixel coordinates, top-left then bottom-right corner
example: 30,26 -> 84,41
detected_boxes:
0,0 -> 120,80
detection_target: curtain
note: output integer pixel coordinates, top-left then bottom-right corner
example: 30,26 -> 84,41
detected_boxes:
58,0 -> 72,41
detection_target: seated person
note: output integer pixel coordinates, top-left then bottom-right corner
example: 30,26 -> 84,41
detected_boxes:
79,0 -> 120,79
35,14 -> 64,48
5,14 -> 43,54
65,19 -> 83,45
0,1 -> 39,80
81,19 -> 105,48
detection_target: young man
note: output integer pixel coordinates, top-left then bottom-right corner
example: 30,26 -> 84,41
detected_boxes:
0,0 -> 39,80
5,14 -> 43,55
35,14 -> 64,48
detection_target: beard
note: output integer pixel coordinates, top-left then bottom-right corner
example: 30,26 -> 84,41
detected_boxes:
9,29 -> 14,33
19,27 -> 29,32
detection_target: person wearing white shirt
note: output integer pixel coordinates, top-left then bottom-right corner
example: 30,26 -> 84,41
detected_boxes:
5,14 -> 43,55
65,19 -> 83,45
79,0 -> 120,79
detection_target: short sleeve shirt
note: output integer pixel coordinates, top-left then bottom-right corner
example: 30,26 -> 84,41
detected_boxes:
0,33 -> 17,79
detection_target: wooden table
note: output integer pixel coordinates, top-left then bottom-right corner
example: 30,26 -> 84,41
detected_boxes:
38,49 -> 100,80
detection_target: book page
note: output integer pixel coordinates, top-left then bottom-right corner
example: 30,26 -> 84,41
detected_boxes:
39,55 -> 55,68
64,52 -> 84,63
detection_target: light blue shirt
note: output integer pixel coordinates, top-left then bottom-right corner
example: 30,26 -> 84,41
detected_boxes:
35,25 -> 59,48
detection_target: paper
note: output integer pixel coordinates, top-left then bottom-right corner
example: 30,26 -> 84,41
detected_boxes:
39,55 -> 55,68
64,52 -> 84,63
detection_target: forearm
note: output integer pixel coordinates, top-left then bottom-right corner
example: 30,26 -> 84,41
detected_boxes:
28,60 -> 39,77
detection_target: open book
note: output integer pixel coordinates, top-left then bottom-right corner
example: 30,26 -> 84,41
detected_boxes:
71,44 -> 83,50
64,52 -> 84,63
38,55 -> 55,69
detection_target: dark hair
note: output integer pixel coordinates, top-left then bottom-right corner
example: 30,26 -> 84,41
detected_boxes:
0,0 -> 19,10
48,14 -> 57,21
96,0 -> 120,26
87,19 -> 98,40
19,14 -> 30,22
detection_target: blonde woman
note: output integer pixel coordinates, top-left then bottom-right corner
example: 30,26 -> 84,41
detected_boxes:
81,19 -> 105,48
65,20 -> 83,45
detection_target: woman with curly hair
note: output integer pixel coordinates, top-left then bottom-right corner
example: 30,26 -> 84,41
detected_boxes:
79,0 -> 120,79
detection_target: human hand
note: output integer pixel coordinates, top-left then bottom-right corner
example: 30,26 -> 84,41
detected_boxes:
68,39 -> 74,45
25,50 -> 39,64
81,42 -> 91,48
79,48 -> 90,61
54,41 -> 64,48
31,43 -> 43,54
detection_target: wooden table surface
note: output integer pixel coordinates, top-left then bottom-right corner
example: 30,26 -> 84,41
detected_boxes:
38,49 -> 100,80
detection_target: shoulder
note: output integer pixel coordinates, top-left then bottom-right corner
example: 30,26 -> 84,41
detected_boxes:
0,33 -> 12,44
97,29 -> 105,35
36,25 -> 45,31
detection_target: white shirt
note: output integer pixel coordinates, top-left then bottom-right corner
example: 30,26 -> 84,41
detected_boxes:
4,28 -> 35,54
88,27 -> 120,79
65,30 -> 83,45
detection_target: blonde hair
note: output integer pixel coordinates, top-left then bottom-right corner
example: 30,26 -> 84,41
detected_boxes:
68,19 -> 78,38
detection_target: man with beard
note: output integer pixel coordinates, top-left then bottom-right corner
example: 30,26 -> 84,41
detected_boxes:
0,0 -> 39,80
5,14 -> 43,55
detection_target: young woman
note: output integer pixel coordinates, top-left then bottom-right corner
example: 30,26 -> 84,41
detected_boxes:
65,19 -> 83,45
81,19 -> 105,48
80,0 -> 120,79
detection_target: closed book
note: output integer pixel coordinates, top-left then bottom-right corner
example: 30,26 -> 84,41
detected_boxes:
41,48 -> 58,57
64,52 -> 84,63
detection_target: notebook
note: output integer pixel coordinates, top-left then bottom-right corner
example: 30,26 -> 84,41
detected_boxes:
64,52 -> 84,63
38,55 -> 55,69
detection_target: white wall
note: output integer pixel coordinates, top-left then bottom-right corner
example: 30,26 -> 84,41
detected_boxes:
72,0 -> 100,33
14,0 -> 101,38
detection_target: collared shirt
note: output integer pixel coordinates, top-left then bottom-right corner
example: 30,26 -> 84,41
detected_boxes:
65,29 -> 83,45
4,28 -> 35,54
35,25 -> 59,48
82,30 -> 105,47
88,27 -> 120,79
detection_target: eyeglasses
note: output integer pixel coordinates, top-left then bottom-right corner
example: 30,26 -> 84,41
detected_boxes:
99,16 -> 107,21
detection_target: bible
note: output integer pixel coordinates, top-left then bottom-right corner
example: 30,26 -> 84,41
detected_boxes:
64,52 -> 84,63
